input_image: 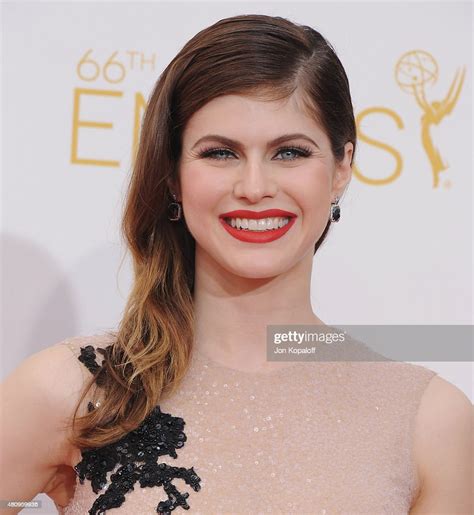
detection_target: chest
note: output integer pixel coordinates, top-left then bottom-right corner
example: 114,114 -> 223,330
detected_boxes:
64,378 -> 416,514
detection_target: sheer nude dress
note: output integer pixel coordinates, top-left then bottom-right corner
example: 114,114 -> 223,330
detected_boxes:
56,332 -> 437,515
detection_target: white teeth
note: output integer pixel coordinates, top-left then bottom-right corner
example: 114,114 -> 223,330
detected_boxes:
225,217 -> 291,231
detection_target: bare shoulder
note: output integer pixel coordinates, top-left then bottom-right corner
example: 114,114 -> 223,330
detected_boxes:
2,336 -> 102,463
411,374 -> 473,514
0,334 -> 108,512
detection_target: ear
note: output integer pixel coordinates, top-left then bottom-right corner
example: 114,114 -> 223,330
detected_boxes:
331,142 -> 353,199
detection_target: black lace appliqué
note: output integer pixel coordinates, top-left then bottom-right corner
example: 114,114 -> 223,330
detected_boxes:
75,345 -> 202,514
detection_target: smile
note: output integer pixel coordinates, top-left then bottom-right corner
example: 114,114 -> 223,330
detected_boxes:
219,209 -> 297,243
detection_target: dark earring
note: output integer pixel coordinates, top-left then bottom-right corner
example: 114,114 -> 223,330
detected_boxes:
168,193 -> 182,222
329,196 -> 341,223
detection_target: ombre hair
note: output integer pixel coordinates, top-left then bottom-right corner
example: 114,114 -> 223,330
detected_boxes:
68,13 -> 357,448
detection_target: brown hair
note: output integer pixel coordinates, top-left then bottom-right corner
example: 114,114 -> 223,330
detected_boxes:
68,13 -> 357,449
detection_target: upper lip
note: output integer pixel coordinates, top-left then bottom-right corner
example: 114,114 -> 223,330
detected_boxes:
220,209 -> 297,219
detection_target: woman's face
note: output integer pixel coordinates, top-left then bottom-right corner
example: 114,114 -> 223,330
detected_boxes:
177,90 -> 353,279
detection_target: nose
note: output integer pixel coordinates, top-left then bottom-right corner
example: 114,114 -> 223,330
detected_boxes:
232,160 -> 278,203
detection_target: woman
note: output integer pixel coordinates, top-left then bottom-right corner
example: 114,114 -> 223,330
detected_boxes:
1,14 -> 471,515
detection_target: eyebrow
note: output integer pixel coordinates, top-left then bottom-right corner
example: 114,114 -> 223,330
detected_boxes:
191,133 -> 320,150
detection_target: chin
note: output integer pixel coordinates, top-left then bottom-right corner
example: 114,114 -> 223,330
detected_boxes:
237,269 -> 280,280
223,258 -> 295,280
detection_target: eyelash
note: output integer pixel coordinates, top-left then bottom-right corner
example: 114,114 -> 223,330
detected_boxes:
198,145 -> 314,161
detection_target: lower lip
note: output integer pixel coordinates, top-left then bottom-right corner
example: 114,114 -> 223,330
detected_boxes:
219,217 -> 296,243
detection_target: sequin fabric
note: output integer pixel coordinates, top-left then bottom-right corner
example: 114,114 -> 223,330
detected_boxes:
71,343 -> 202,515
58,333 -> 438,515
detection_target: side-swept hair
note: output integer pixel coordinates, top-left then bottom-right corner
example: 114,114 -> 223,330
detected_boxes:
68,13 -> 357,449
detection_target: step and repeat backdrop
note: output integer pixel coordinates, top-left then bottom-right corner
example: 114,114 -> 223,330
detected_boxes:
3,0 -> 472,373
2,1 -> 472,511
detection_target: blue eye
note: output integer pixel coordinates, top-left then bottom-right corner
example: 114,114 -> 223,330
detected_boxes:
201,148 -> 234,160
275,147 -> 313,160
199,146 -> 313,161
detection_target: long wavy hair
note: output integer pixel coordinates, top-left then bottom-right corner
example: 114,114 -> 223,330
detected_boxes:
68,13 -> 357,449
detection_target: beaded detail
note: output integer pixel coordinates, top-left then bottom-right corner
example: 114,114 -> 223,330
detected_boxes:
74,345 -> 202,514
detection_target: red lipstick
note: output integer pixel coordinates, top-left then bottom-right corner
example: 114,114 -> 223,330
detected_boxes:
219,209 -> 297,244
220,209 -> 297,219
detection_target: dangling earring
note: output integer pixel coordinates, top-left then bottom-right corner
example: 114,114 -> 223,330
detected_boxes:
168,193 -> 182,222
329,196 -> 341,223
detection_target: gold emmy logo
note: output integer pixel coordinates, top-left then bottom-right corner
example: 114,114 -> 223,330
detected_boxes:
395,50 -> 465,188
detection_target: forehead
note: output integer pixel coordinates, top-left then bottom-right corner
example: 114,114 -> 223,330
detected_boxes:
182,89 -> 327,144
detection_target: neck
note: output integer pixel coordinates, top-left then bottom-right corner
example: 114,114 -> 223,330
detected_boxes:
192,248 -> 326,372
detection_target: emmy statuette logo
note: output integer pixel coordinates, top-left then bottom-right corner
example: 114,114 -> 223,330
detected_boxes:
353,50 -> 465,189
395,50 -> 466,188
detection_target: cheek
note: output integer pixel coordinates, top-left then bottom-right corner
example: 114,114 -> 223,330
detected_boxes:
181,166 -> 210,210
179,165 -> 225,237
287,165 -> 332,212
